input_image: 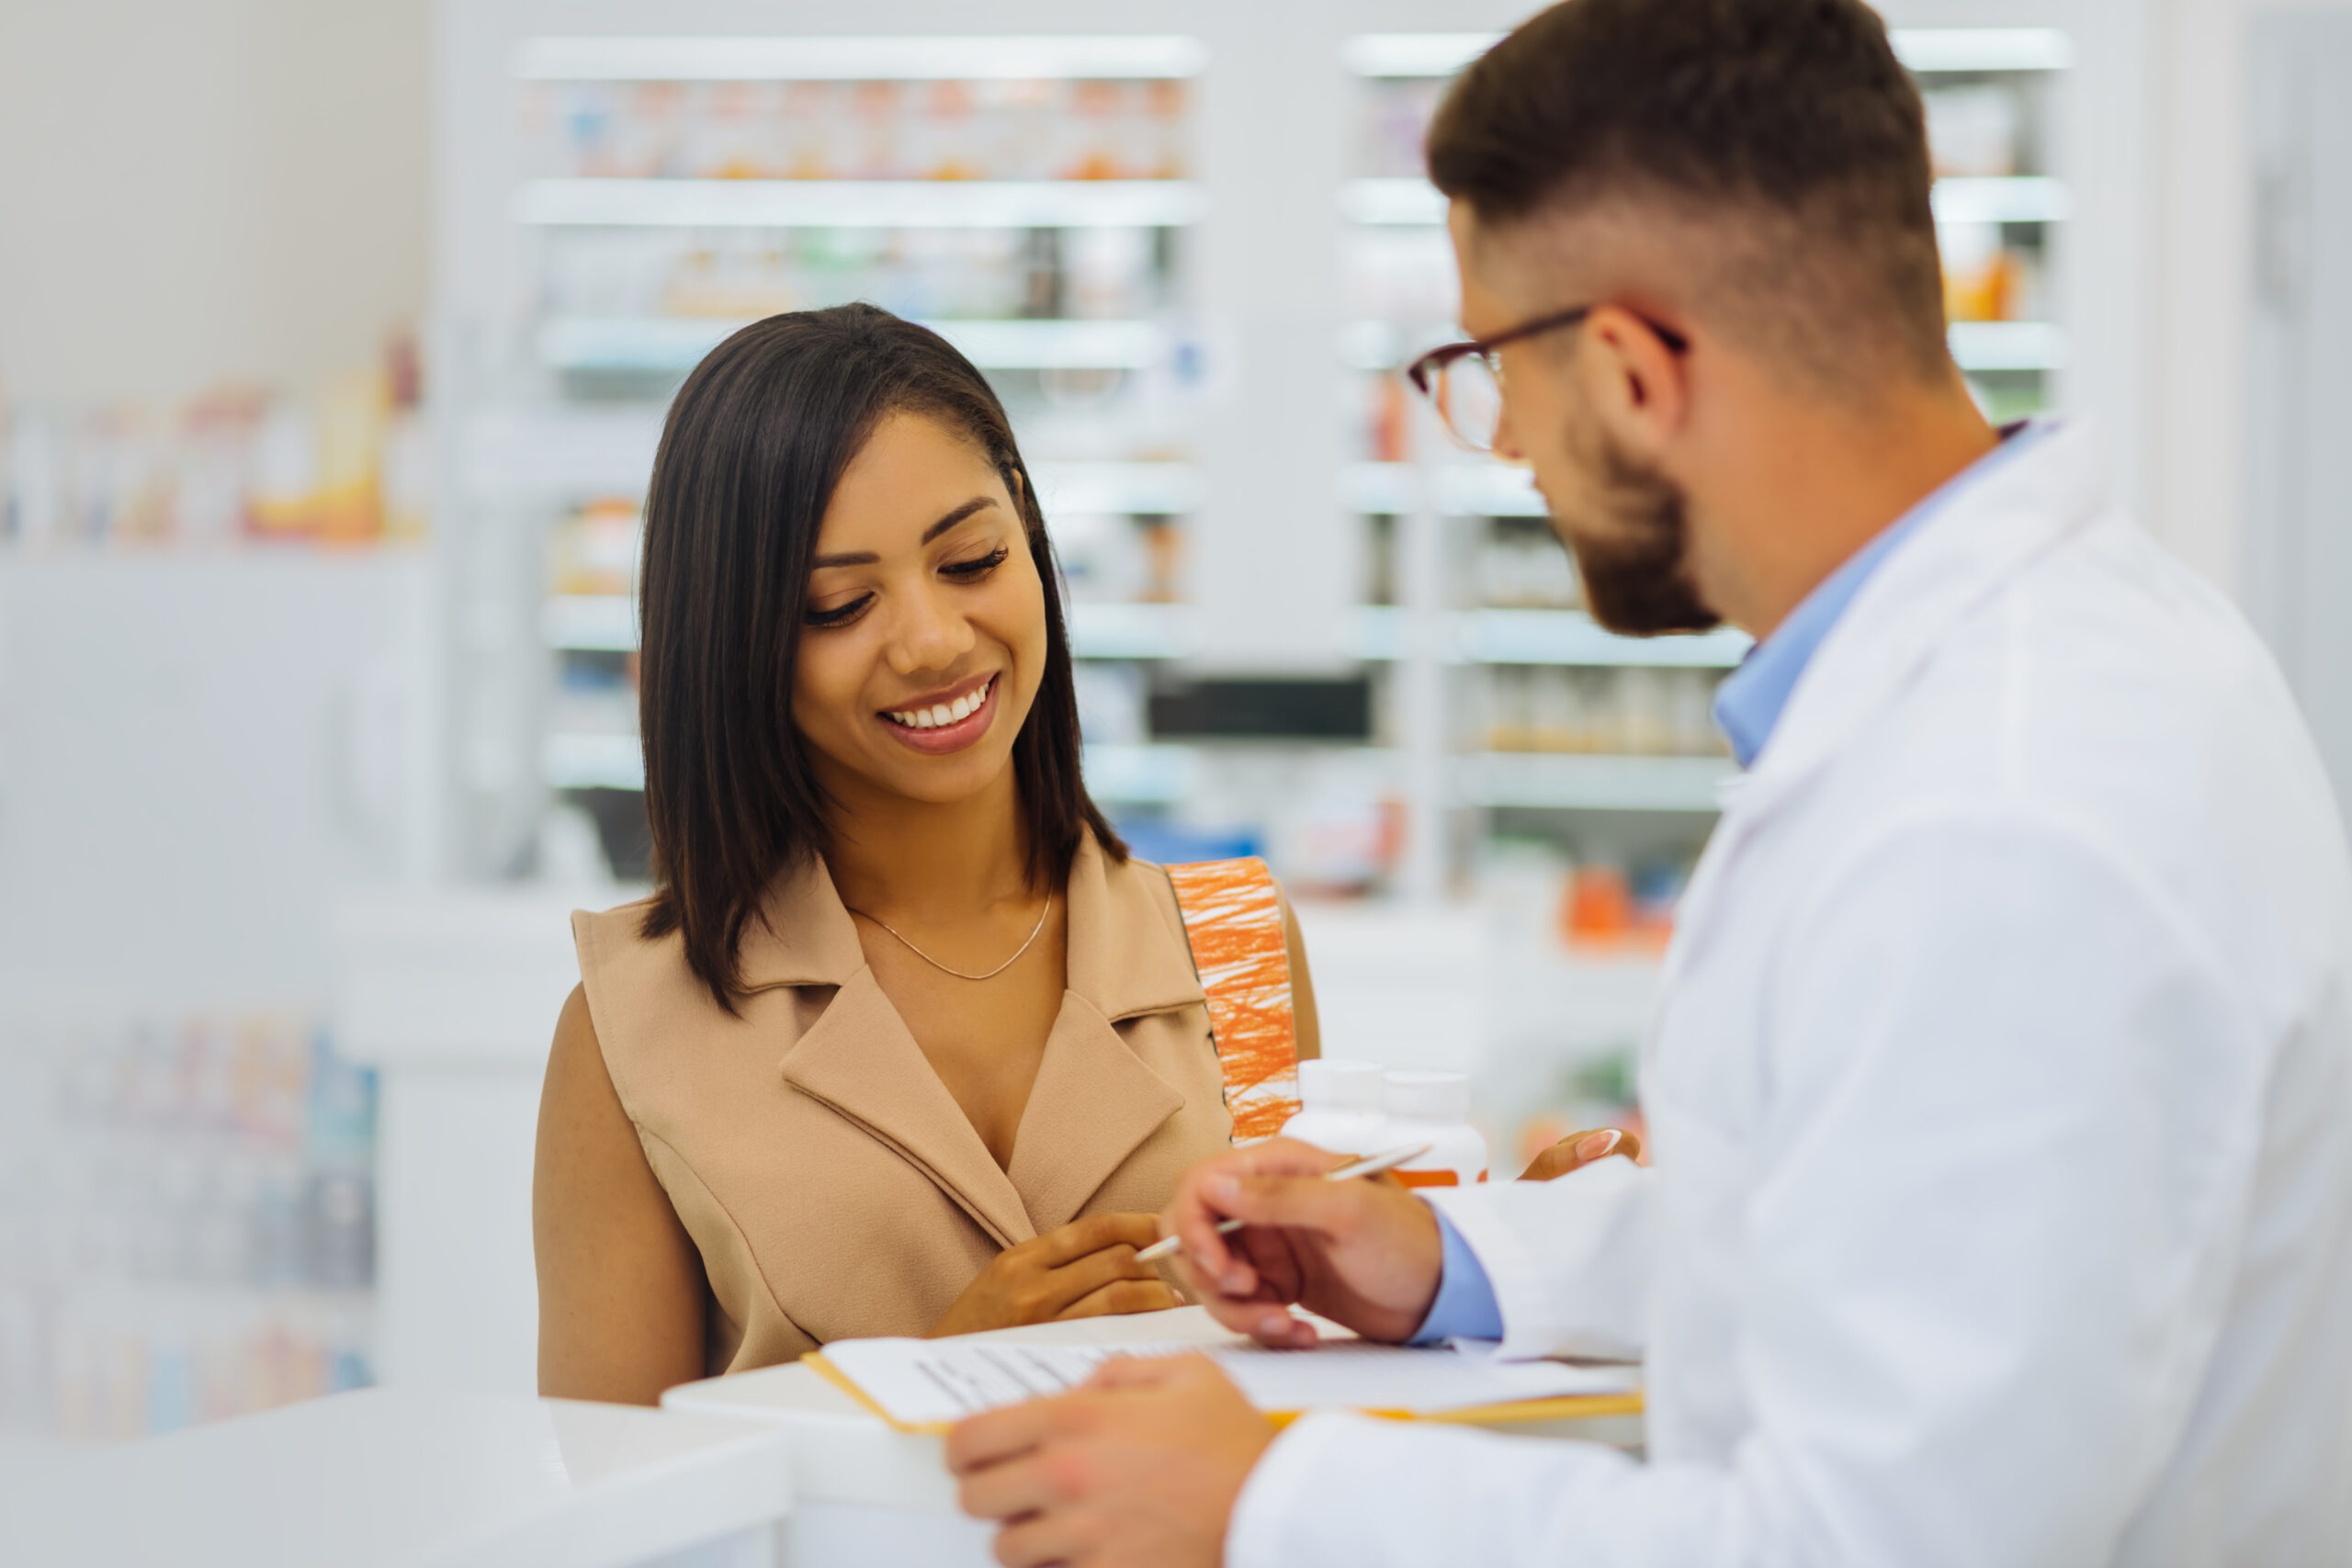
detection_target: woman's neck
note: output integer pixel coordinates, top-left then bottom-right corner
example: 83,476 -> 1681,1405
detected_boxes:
820,761 -> 1039,926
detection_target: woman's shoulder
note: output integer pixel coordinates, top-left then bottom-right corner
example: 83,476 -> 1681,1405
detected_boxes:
1088,841 -> 1187,943
571,895 -> 679,993
568,894 -> 736,1058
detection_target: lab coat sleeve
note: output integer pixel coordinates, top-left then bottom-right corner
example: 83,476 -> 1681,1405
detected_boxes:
1420,1157 -> 1655,1360
1227,815 -> 2267,1568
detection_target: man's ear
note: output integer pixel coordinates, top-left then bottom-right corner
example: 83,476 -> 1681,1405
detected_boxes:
1581,304 -> 1690,460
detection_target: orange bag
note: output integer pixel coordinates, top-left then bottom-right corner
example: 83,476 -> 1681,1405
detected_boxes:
1164,857 -> 1304,1143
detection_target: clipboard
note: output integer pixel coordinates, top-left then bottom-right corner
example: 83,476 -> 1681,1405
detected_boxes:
802,1347 -> 1644,1437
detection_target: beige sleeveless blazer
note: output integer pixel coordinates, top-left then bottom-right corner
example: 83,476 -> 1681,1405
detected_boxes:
572,829 -> 1303,1377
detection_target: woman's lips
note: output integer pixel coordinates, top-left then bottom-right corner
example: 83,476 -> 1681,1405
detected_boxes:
877,672 -> 999,755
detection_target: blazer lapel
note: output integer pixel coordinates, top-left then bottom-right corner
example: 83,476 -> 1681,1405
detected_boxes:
780,966 -> 1037,1249
1006,993 -> 1186,1234
1003,831 -> 1199,1232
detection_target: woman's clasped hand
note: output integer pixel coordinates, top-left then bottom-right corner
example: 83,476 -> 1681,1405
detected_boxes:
927,1213 -> 1179,1337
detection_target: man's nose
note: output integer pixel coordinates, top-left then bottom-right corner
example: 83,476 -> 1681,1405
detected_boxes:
1492,397 -> 1526,463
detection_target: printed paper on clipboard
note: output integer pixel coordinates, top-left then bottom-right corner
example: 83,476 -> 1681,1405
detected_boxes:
805,1335 -> 1642,1435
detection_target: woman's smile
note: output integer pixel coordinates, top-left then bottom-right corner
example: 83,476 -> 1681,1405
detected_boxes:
878,671 -> 1001,754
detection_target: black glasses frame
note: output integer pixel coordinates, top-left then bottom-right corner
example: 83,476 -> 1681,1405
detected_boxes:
1404,304 -> 1691,446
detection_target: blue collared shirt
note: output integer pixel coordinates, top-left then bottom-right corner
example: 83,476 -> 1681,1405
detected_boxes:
1411,419 -> 2047,1348
1713,419 -> 2046,767
1408,1209 -> 1505,1344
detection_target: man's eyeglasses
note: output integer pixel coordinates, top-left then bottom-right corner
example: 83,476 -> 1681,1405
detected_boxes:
1404,306 -> 1690,453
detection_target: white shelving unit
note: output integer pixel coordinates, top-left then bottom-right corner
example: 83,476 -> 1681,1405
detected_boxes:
510,32 -> 1210,82
1465,753 -> 1738,814
514,177 -> 1206,229
391,1 -> 2160,1342
432,1 -> 2143,900
538,316 -> 1167,374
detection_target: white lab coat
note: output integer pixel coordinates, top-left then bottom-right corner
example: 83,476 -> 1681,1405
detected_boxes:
1228,422 -> 2352,1568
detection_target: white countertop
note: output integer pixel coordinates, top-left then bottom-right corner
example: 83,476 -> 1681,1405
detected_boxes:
662,1305 -> 1642,1568
662,1307 -> 1266,1568
664,1306 -> 1250,1511
0,1387 -> 791,1568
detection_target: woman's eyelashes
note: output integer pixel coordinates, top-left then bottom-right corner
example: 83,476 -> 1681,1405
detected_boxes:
941,546 -> 1010,580
800,547 -> 1011,629
804,593 -> 872,628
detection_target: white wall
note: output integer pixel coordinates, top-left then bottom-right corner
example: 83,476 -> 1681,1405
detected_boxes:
0,0 -> 429,403
2145,0 -> 2352,595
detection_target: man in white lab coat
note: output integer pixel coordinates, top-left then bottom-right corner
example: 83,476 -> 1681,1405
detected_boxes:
946,0 -> 2352,1562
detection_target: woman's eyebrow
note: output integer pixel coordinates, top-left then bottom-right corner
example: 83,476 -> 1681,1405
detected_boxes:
809,496 -> 1000,569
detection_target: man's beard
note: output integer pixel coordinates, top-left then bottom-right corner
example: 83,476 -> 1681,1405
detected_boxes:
1555,425 -> 1721,637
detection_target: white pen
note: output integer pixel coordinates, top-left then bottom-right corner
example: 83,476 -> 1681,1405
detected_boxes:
1133,1141 -> 1438,1264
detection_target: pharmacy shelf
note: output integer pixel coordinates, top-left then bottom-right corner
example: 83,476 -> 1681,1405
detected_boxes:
1355,606 -> 1747,667
514,34 -> 1207,82
1067,601 -> 1193,660
550,594 -> 1750,670
541,734 -> 1216,802
1466,751 -> 1736,812
514,178 -> 1206,230
544,732 -> 644,792
464,409 -> 661,498
1031,461 -> 1203,515
1341,179 -> 1451,226
1343,28 -> 2070,79
1343,461 -> 1547,518
544,595 -> 636,652
1891,28 -> 2073,74
545,596 -> 1200,658
1343,33 -> 1498,77
1458,610 -> 1751,668
473,408 -> 1197,510
1950,321 -> 2066,372
1928,176 -> 2069,225
1082,743 -> 1201,805
1347,175 -> 2068,228
538,316 -> 1170,375
544,714 -> 1734,811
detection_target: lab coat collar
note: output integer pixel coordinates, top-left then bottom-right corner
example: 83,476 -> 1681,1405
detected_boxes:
1656,418 -> 2109,1078
1733,416 -> 2107,818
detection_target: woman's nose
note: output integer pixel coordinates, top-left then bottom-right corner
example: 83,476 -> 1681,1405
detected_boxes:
884,582 -> 977,674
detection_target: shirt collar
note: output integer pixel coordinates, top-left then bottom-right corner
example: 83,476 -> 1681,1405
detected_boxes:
1713,418 -> 2048,768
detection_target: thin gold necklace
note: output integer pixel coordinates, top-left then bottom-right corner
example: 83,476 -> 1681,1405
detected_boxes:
845,895 -> 1054,982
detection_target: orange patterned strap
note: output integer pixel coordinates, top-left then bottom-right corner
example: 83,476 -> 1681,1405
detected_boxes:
1164,857 -> 1303,1143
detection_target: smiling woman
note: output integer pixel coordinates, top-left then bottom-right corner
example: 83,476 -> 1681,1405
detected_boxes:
530,304 -> 1322,1405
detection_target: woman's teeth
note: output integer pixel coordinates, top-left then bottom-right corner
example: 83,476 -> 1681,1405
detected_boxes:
887,675 -> 993,730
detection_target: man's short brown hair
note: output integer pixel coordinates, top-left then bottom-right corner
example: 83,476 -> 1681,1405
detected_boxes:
1427,0 -> 1949,388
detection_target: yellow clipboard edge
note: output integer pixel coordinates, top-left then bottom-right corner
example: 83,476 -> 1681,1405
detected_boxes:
803,1350 -> 956,1437
1400,1389 -> 1645,1425
804,1349 -> 1643,1434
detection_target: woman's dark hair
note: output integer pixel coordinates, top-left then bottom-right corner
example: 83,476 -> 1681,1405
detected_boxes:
636,303 -> 1126,1009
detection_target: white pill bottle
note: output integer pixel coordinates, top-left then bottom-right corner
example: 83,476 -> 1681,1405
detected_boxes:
1375,1069 -> 1490,1190
1278,1058 -> 1386,1156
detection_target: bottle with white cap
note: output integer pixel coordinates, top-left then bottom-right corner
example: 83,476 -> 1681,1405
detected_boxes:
1278,1058 -> 1386,1156
1375,1069 -> 1490,1189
